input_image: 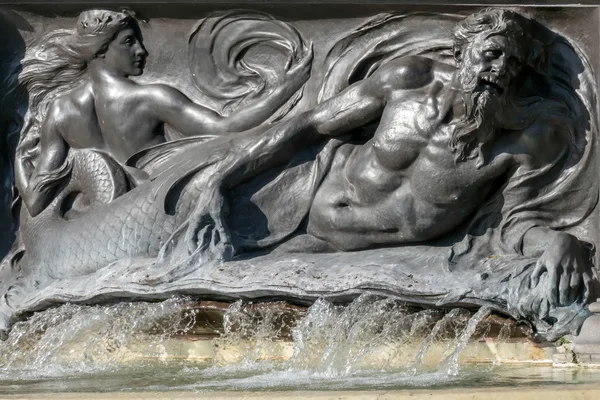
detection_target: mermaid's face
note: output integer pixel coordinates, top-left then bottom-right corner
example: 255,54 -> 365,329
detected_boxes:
102,27 -> 148,77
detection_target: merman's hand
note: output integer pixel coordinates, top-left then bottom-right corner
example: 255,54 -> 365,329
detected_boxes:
530,232 -> 594,307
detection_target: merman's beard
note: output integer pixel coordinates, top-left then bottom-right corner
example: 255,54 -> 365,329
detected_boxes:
450,69 -> 510,166
459,68 -> 505,127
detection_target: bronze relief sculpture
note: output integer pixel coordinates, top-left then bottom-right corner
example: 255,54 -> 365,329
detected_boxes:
0,7 -> 597,342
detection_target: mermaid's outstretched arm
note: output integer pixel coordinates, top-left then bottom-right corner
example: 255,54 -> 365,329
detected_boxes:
140,47 -> 313,137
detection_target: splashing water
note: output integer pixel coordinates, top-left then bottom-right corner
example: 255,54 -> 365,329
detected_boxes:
441,307 -> 491,376
0,295 -> 532,393
199,295 -> 500,389
0,297 -> 196,380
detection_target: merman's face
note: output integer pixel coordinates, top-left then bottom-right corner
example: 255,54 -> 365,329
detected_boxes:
457,34 -> 524,101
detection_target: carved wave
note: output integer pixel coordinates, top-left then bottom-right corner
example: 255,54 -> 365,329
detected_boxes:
188,10 -> 310,121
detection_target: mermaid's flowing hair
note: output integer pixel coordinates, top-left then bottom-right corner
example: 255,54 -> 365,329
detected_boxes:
16,10 -> 138,188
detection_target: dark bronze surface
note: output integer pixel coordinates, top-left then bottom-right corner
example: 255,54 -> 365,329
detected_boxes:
0,4 -> 597,342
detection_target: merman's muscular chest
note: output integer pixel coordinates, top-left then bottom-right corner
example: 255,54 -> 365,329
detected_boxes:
344,93 -> 513,207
